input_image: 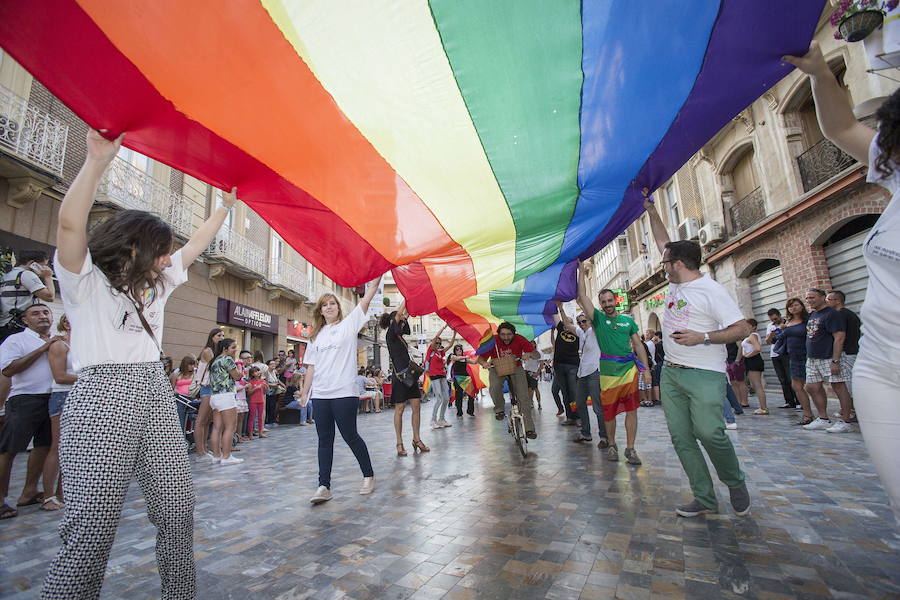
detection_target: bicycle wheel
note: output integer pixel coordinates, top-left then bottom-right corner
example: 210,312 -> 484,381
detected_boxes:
514,416 -> 527,458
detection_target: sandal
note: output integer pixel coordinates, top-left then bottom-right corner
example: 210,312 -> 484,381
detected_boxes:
0,503 -> 18,519
495,411 -> 505,421
753,408 -> 769,415
794,415 -> 814,426
412,439 -> 430,453
396,443 -> 407,457
16,493 -> 43,507
41,496 -> 64,511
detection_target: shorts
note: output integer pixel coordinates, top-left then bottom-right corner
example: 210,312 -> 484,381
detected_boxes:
726,361 -> 745,382
789,354 -> 807,380
359,391 -> 378,399
0,394 -> 51,452
199,384 -> 212,397
525,373 -> 538,389
806,354 -> 853,384
210,392 -> 237,411
390,374 -> 420,403
49,390 -> 69,417
743,354 -> 765,372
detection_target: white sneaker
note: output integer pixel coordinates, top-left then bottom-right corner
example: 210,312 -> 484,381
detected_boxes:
359,476 -> 376,495
802,418 -> 832,431
430,421 -> 440,429
219,456 -> 243,465
438,420 -> 452,428
725,422 -> 737,430
310,485 -> 333,504
196,452 -> 215,462
826,420 -> 853,433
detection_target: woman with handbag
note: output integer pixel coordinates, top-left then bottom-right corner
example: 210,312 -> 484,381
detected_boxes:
298,280 -> 381,504
44,129 -> 237,599
379,301 -> 429,456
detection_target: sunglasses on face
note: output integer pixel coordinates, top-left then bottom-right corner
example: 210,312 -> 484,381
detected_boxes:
577,319 -> 587,324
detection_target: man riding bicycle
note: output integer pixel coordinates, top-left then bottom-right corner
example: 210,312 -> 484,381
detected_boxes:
477,322 -> 541,439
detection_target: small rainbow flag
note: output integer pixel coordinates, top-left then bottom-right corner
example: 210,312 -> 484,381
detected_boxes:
474,328 -> 496,356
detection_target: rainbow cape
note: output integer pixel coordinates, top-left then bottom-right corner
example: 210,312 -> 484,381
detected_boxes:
0,1 -> 822,349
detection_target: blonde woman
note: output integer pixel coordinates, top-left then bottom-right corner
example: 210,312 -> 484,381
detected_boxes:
299,279 -> 381,504
43,315 -> 76,511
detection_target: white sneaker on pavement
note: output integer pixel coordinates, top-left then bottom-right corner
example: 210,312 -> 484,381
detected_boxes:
359,477 -> 376,495
725,422 -> 737,430
310,485 -> 333,504
219,456 -> 243,465
826,420 -> 853,433
802,417 -> 832,431
438,420 -> 452,428
430,421 -> 440,429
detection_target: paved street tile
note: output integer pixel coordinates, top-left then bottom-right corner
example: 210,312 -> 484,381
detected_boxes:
0,385 -> 897,599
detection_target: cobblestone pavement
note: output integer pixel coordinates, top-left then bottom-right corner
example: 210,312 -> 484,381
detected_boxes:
1,383 -> 898,599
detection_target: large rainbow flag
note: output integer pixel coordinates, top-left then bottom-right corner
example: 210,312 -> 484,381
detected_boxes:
0,1 -> 823,348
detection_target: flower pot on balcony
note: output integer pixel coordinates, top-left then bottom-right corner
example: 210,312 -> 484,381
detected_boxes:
839,10 -> 883,42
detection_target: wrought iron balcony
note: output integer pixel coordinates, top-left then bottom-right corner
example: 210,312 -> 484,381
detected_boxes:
207,228 -> 266,275
0,84 -> 67,177
268,258 -> 309,298
96,157 -> 193,238
729,187 -> 766,234
797,138 -> 857,193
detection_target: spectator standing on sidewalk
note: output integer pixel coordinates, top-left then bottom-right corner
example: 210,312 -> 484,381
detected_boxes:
801,289 -> 854,433
741,319 -> 769,415
0,304 -> 60,519
765,308 -> 798,409
782,298 -> 816,426
644,195 -> 752,518
826,290 -> 861,406
44,314 -> 76,512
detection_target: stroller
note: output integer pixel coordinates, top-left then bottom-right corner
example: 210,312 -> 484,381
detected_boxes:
174,394 -> 201,451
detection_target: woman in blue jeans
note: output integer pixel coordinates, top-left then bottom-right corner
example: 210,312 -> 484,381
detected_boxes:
298,277 -> 381,504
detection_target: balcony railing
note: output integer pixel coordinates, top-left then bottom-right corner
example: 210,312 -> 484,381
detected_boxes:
797,138 -> 857,193
96,157 -> 194,237
729,187 -> 766,234
0,84 -> 68,177
268,258 -> 308,298
207,228 -> 266,275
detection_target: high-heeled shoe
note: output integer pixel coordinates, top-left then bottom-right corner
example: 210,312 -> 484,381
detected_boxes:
396,443 -> 407,457
412,439 -> 430,453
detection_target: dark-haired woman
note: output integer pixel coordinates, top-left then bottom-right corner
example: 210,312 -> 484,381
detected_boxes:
379,302 -> 429,456
44,129 -> 237,598
448,344 -> 476,417
786,42 -> 900,522
193,327 -> 224,460
209,340 -> 243,463
741,319 -> 769,415
782,298 -> 815,426
299,280 -> 380,504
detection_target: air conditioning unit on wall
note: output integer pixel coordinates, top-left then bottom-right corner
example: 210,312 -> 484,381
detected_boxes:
698,222 -> 725,247
678,217 -> 701,241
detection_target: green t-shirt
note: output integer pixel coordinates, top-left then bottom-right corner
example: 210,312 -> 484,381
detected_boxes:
592,309 -> 638,357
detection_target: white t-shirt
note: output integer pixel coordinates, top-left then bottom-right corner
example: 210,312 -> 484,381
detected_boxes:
0,328 -> 53,396
765,322 -> 781,357
863,134 -> 900,354
574,326 -> 601,378
662,274 -> 745,373
644,339 -> 656,361
54,249 -> 187,369
304,305 -> 367,399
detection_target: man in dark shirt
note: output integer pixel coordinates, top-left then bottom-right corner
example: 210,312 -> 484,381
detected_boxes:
802,289 -> 853,433
827,290 -> 861,419
552,320 -> 581,426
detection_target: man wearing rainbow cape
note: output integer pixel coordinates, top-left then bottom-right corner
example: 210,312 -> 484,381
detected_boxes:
576,263 -> 650,465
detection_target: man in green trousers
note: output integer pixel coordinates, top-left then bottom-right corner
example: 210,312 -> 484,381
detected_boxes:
643,195 -> 752,517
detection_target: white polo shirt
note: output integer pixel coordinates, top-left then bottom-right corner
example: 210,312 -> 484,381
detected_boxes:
0,327 -> 53,396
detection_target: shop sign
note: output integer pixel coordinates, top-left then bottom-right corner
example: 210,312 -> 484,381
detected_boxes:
643,286 -> 669,311
610,289 -> 630,313
217,298 -> 278,334
287,321 -> 313,339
